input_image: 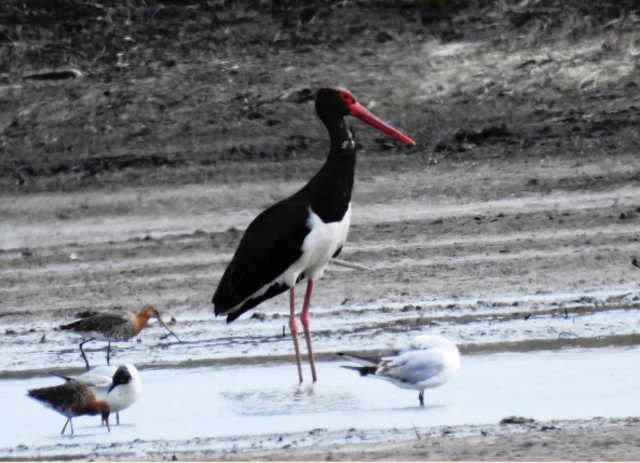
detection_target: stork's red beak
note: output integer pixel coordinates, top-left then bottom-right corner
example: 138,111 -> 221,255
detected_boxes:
348,102 -> 416,145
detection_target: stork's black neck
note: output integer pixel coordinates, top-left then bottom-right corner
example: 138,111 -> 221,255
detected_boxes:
302,112 -> 356,223
322,115 -> 352,155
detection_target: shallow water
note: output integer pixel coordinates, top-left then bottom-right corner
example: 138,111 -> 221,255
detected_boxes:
3,345 -> 640,459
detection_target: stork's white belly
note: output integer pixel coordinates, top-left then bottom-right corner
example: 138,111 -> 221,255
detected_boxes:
235,205 -> 351,310
284,204 -> 352,284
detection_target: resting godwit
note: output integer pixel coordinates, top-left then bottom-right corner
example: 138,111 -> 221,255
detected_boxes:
338,335 -> 460,406
60,305 -> 180,370
27,380 -> 111,435
61,364 -> 142,425
213,88 -> 415,383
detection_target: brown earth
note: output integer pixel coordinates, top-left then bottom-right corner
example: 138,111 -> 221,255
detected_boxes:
2,0 -> 640,460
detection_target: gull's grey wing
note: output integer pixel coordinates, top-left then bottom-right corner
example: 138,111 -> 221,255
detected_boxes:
73,371 -> 113,389
376,351 -> 444,385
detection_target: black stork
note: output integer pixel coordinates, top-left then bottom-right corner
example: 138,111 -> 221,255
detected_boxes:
212,87 -> 415,383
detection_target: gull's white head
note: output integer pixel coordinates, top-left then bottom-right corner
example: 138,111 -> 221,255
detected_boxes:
410,335 -> 458,352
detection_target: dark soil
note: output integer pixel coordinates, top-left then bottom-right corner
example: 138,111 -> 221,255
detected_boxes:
2,0 -> 640,195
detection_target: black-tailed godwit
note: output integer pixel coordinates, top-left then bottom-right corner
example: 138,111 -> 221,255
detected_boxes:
60,305 -> 180,370
27,380 -> 111,435
60,363 -> 142,425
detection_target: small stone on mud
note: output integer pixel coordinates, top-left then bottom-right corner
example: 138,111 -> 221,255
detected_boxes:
500,416 -> 537,425
251,312 -> 267,321
24,69 -> 83,80
376,30 -> 395,43
434,141 -> 449,152
284,87 -> 313,103
5,329 -> 16,335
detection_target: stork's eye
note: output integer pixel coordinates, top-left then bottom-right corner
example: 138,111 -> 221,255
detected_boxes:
339,93 -> 354,104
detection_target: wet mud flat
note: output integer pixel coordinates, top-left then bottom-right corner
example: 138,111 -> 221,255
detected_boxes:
2,0 -> 640,460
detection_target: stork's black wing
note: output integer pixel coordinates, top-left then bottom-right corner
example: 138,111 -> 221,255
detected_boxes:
212,192 -> 311,322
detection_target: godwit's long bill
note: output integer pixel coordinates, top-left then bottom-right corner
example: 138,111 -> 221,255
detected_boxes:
27,380 -> 111,435
60,305 -> 180,370
212,88 -> 415,383
60,364 -> 142,425
339,335 -> 461,406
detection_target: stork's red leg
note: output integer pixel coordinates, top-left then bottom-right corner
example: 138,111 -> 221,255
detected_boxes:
289,287 -> 304,383
300,279 -> 317,382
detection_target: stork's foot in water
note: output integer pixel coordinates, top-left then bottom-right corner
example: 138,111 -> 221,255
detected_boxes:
419,390 -> 425,407
294,383 -> 315,396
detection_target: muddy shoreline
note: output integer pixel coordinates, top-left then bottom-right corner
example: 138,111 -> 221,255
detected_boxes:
166,417 -> 640,462
6,415 -> 640,461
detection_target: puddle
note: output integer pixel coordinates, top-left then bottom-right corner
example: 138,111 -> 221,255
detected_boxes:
3,345 -> 640,459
